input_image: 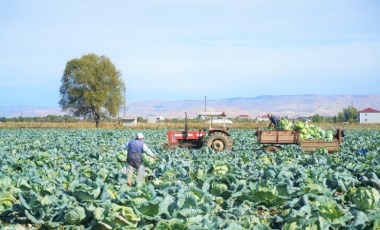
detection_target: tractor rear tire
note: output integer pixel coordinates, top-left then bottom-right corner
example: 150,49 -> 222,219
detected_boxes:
205,132 -> 233,152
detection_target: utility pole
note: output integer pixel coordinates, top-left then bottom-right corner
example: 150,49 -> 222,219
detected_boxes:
204,96 -> 207,112
123,87 -> 126,117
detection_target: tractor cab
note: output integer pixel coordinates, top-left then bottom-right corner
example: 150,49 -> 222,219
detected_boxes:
198,111 -> 232,132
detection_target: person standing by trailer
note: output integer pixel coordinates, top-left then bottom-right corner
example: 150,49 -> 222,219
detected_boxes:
267,113 -> 280,130
121,132 -> 157,186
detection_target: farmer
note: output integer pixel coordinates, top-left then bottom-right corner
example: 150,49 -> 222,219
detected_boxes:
121,132 -> 157,186
267,113 -> 280,130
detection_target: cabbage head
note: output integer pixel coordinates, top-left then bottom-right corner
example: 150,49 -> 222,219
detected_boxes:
0,192 -> 16,213
143,154 -> 156,168
293,121 -> 305,131
279,118 -> 293,131
0,176 -> 12,190
350,187 -> 380,211
325,131 -> 333,142
212,161 -> 229,176
65,206 -> 86,225
72,182 -> 101,201
210,182 -> 228,195
99,203 -> 141,228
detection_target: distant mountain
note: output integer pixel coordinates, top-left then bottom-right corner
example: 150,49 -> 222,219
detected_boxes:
124,94 -> 380,118
1,95 -> 380,118
0,105 -> 65,118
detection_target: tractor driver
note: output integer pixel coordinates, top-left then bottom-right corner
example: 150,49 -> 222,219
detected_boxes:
267,113 -> 280,130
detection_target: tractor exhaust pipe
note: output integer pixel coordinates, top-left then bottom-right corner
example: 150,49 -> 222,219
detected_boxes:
184,112 -> 188,138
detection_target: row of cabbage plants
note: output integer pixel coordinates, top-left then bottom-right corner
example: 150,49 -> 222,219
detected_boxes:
0,128 -> 380,229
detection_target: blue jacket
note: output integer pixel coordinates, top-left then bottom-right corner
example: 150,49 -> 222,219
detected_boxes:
127,139 -> 144,158
123,138 -> 156,158
269,115 -> 280,129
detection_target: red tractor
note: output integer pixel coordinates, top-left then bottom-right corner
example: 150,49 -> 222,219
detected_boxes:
166,112 -> 233,152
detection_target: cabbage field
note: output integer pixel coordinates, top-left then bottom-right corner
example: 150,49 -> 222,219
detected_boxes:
1,128 -> 380,229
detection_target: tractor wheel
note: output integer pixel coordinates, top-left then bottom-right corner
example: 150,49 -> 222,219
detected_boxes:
205,132 -> 233,152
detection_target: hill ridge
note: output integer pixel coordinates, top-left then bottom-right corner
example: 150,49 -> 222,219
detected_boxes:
1,94 -> 379,118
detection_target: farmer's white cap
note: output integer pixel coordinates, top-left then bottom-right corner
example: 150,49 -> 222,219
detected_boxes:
136,133 -> 144,139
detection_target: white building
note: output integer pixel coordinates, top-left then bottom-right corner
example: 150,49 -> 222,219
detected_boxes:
237,114 -> 251,120
358,108 -> 380,124
121,117 -> 137,126
147,115 -> 165,124
254,115 -> 270,122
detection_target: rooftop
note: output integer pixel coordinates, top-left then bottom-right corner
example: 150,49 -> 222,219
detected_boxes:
359,108 -> 380,113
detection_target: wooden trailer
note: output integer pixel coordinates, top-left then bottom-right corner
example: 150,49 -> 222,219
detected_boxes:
255,129 -> 344,153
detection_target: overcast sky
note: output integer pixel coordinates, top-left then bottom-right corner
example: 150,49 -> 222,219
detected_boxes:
1,0 -> 379,106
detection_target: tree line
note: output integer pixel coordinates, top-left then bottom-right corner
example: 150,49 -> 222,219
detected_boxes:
0,115 -> 77,123
1,106 -> 359,124
310,106 -> 358,123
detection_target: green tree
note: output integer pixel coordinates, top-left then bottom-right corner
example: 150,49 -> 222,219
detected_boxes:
336,112 -> 344,122
311,114 -> 323,123
137,117 -> 146,123
334,106 -> 358,123
59,54 -> 125,128
343,106 -> 358,123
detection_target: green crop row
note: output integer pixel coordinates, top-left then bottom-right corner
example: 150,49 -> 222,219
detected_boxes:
0,128 -> 380,229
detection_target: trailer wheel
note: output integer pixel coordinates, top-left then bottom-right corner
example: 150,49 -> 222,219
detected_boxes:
205,132 -> 233,152
264,145 -> 279,153
162,143 -> 178,150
